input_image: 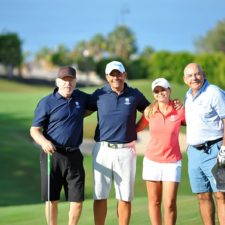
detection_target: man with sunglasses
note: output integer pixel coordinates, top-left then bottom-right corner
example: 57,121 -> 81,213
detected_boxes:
183,63 -> 225,225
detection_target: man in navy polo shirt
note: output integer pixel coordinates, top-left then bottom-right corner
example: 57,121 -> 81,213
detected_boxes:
30,66 -> 89,225
88,61 -> 150,225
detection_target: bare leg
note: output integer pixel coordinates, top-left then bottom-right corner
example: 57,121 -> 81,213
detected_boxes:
146,181 -> 162,225
68,202 -> 83,225
163,181 -> 179,225
45,201 -> 58,225
94,199 -> 107,225
214,192 -> 225,225
117,200 -> 131,225
197,192 -> 215,225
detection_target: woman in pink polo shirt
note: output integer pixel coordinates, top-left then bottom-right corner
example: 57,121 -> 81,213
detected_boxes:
136,78 -> 185,225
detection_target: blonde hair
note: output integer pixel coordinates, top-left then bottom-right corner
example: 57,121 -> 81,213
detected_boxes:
144,100 -> 159,119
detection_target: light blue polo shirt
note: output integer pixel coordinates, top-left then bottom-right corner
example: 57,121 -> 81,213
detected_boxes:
184,80 -> 225,145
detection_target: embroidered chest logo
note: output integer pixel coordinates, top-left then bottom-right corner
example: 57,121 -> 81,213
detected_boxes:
169,115 -> 177,121
75,101 -> 80,108
124,98 -> 131,105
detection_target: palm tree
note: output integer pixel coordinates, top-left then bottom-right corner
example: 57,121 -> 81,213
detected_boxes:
88,34 -> 107,60
106,25 -> 137,60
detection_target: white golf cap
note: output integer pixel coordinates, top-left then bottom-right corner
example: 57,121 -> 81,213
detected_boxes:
105,61 -> 125,75
152,78 -> 171,91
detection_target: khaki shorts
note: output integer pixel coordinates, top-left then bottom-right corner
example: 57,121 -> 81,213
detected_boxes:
92,141 -> 136,202
142,157 -> 182,182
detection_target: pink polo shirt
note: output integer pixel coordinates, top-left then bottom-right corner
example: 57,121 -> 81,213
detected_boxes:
144,103 -> 185,163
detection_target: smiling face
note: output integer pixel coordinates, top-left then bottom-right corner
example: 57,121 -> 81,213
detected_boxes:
153,86 -> 171,103
56,76 -> 76,98
183,63 -> 205,95
106,69 -> 127,94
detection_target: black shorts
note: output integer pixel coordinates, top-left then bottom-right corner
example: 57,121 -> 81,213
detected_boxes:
40,149 -> 85,202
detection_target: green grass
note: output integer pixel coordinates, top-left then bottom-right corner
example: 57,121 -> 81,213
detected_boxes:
0,78 -> 202,224
0,195 -> 203,225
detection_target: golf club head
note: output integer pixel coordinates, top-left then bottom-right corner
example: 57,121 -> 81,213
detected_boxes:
212,163 -> 225,192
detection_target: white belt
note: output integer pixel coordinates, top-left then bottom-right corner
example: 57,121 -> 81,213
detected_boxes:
100,141 -> 135,149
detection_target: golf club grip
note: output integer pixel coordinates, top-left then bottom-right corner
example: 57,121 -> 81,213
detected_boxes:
47,153 -> 51,175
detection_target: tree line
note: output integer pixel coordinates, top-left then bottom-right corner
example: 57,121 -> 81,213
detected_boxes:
0,19 -> 225,88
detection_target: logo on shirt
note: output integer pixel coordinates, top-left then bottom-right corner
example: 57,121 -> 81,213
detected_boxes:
75,101 -> 80,108
124,98 -> 131,105
169,115 -> 177,121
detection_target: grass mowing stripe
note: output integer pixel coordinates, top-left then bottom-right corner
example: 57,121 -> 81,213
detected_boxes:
0,196 -> 203,225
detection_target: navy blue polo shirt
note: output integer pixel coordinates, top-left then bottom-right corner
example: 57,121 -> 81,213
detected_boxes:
32,88 -> 90,148
88,83 -> 150,143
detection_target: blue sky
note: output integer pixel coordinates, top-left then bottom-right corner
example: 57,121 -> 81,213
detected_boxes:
1,0 -> 225,56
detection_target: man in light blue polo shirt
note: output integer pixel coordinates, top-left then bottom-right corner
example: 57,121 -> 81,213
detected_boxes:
183,63 -> 225,225
88,61 -> 150,225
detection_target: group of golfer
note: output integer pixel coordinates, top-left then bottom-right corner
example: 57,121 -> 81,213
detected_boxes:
30,61 -> 225,225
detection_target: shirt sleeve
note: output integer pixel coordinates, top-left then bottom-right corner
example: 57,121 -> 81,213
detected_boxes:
136,90 -> 150,112
87,89 -> 99,111
136,113 -> 149,132
212,87 -> 225,119
32,99 -> 49,127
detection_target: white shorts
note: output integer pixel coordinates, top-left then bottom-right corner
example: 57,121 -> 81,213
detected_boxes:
142,157 -> 182,182
92,141 -> 136,201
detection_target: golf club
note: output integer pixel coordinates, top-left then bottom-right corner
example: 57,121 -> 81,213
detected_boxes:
47,153 -> 51,225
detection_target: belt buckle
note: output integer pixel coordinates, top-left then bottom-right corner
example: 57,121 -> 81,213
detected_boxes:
108,143 -> 118,149
196,143 -> 209,152
65,147 -> 71,152
197,144 -> 205,149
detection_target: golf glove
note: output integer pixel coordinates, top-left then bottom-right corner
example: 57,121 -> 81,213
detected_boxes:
218,146 -> 225,167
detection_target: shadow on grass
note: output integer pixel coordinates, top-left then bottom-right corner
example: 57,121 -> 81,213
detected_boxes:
0,113 -> 41,206
0,113 -> 93,206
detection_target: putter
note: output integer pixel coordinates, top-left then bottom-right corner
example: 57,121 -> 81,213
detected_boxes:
47,153 -> 51,225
